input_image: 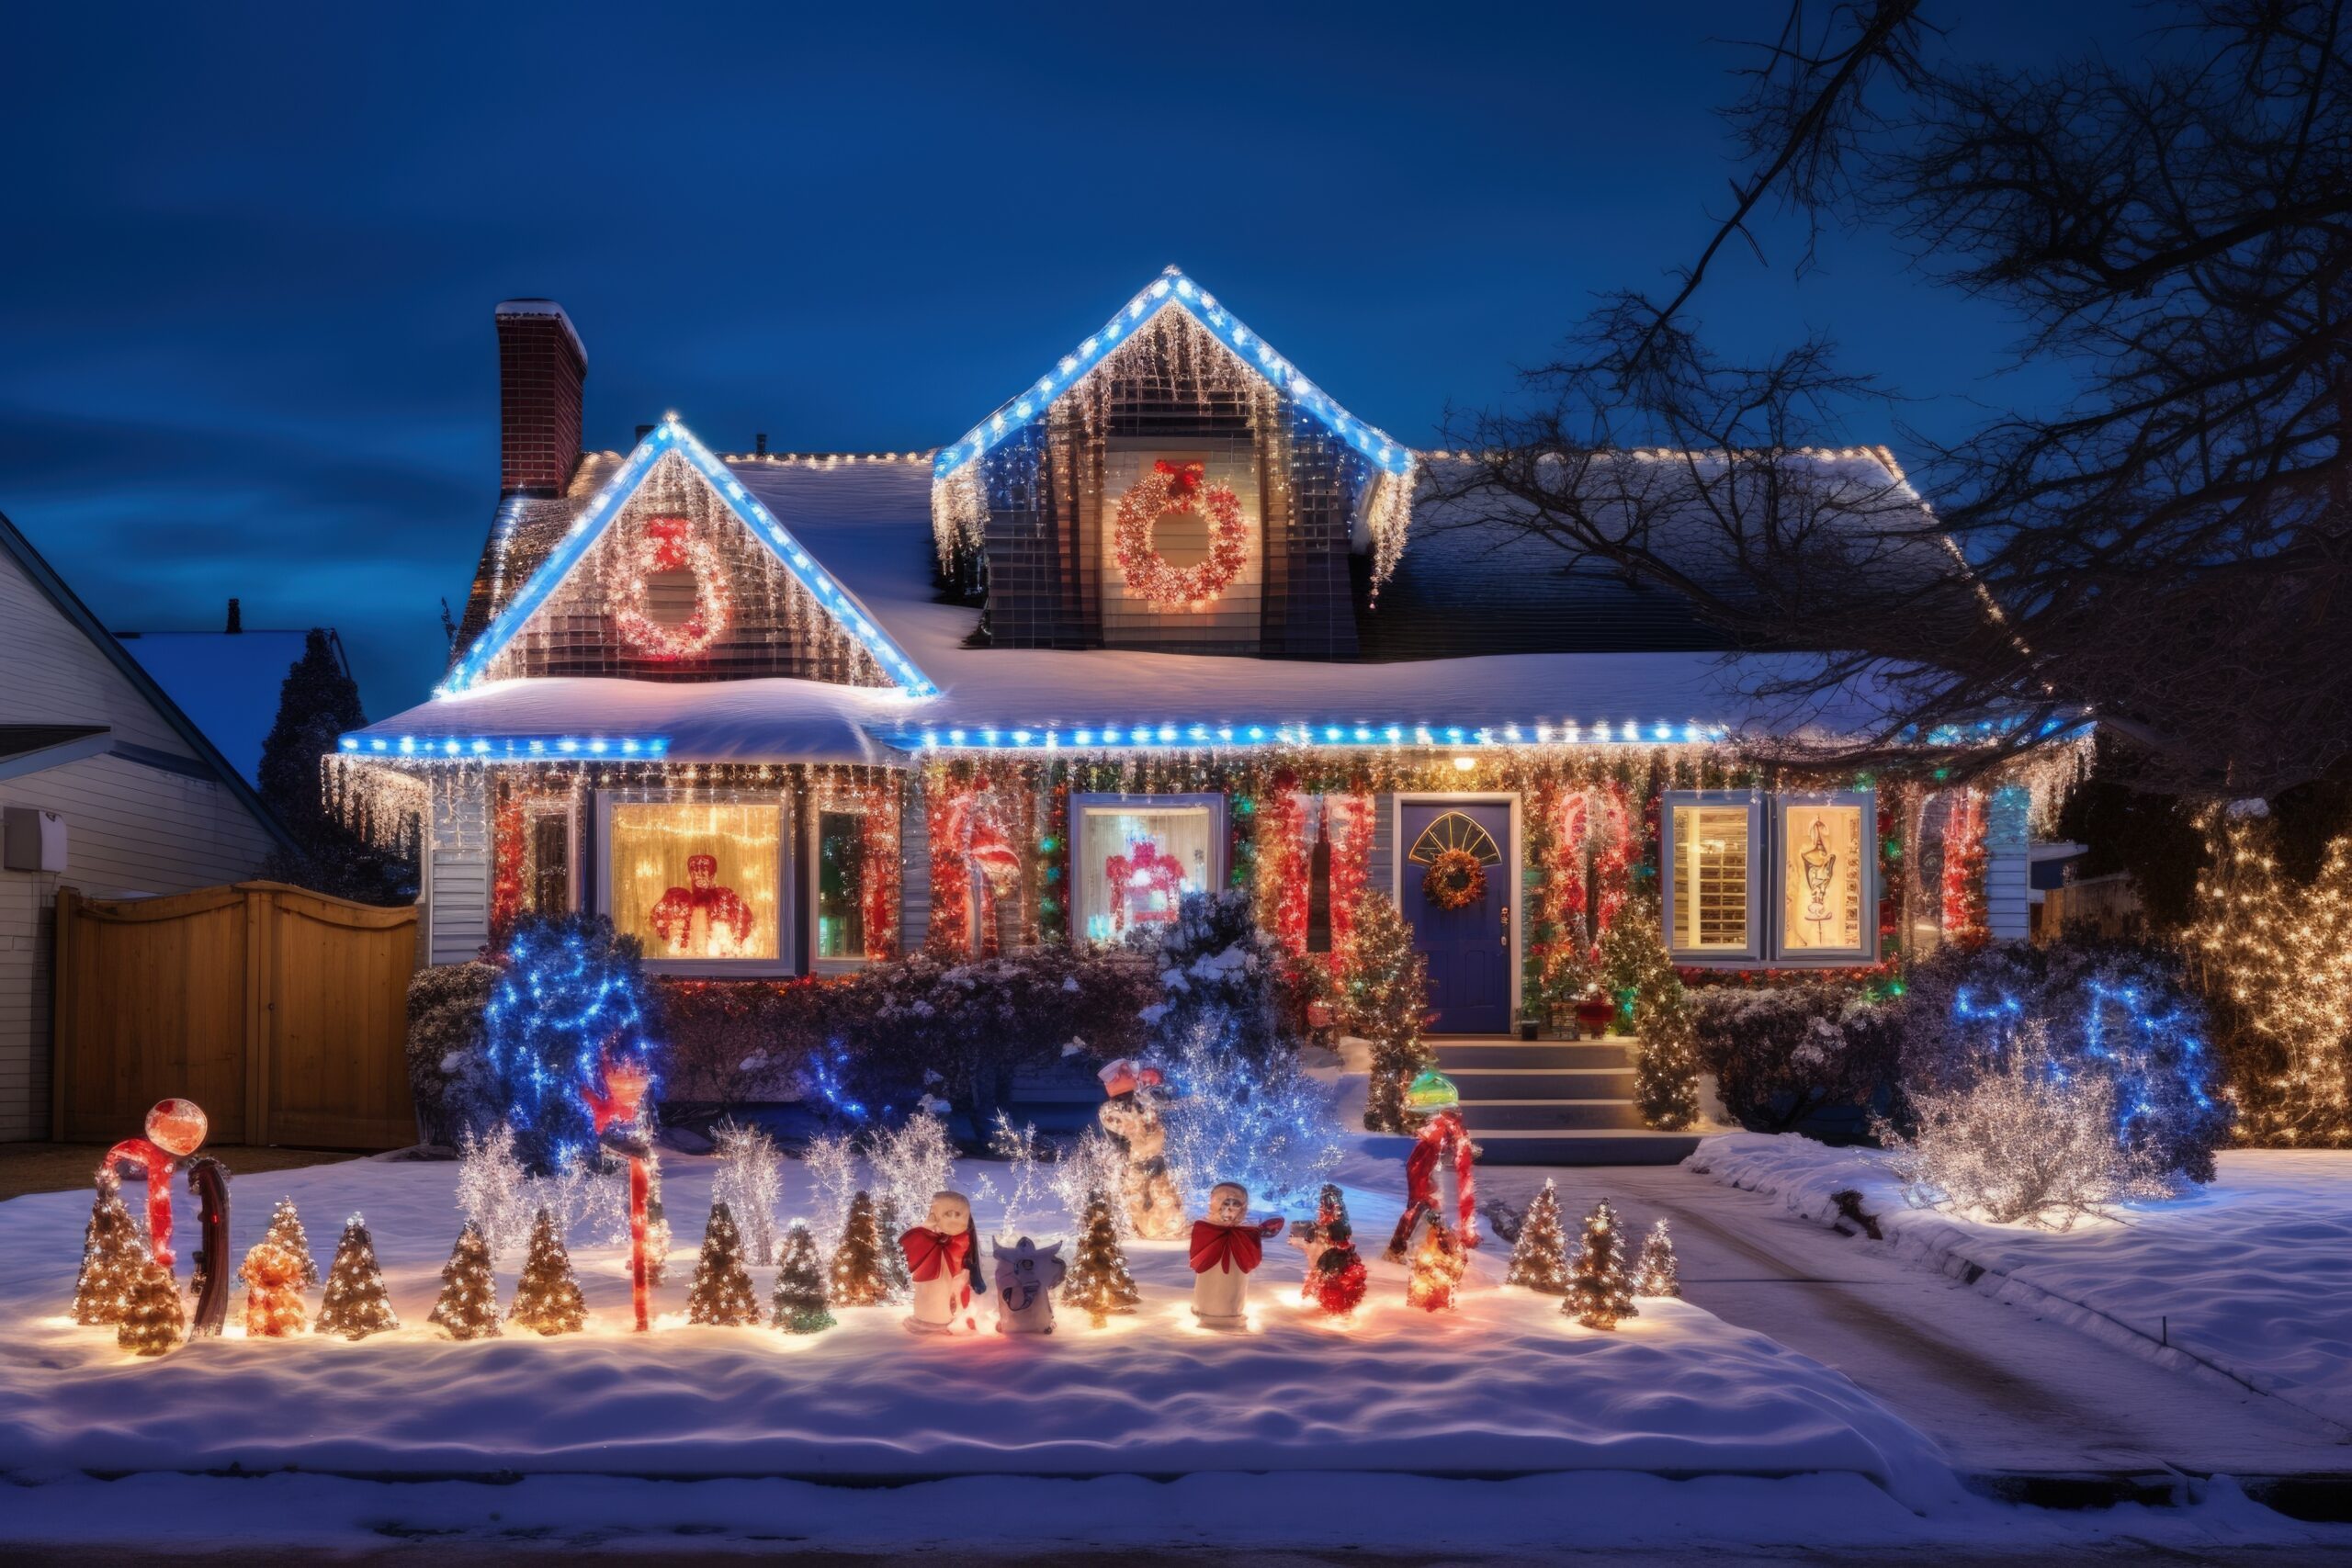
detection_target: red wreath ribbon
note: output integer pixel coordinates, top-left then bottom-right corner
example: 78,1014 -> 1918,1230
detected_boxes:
1189,1221 -> 1269,1276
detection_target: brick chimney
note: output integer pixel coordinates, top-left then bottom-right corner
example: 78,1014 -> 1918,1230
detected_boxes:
494,299 -> 587,496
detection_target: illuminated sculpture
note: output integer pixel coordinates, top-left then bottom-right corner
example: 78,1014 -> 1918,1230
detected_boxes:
1188,1181 -> 1285,1331
650,853 -> 755,957
1800,817 -> 1838,925
1095,1057 -> 1188,1240
96,1097 -> 232,1337
583,1057 -> 656,1331
899,1190 -> 986,1335
1384,1072 -> 1480,1261
991,1235 -> 1068,1335
1104,839 -> 1187,932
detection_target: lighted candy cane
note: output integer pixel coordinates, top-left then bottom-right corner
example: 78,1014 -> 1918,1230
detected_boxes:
101,1098 -> 209,1269
583,1060 -> 654,1331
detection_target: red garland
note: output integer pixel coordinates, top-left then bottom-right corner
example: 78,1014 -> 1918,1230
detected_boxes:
1104,839 -> 1186,932
1114,460 -> 1248,608
490,793 -> 526,945
1384,1108 -> 1481,1258
1593,780 -> 1633,938
1264,771 -> 1310,954
1328,792 -> 1374,957
1940,787 -> 1989,949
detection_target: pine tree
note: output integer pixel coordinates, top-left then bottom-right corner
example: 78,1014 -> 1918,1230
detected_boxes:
1503,1179 -> 1572,1295
263,1196 -> 321,1290
770,1221 -> 835,1334
258,626 -> 415,904
1344,892 -> 1434,1133
874,1196 -> 914,1301
1566,1198 -> 1637,1329
828,1190 -> 890,1307
506,1207 -> 588,1335
1634,1218 -> 1681,1299
1308,1199 -> 1368,1319
117,1249 -> 185,1357
238,1239 -> 309,1337
1405,1218 -> 1465,1313
1059,1190 -> 1142,1326
317,1214 -> 400,1340
72,1172 -> 140,1325
428,1223 -> 501,1340
1601,891 -> 1699,1130
686,1201 -> 761,1326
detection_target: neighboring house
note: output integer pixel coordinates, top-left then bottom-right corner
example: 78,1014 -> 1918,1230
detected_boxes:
331,276 -> 2040,1158
0,513 -> 290,1141
117,610 -> 353,788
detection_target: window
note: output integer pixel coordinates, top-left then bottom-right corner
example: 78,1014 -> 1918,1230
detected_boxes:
1071,794 -> 1225,942
1773,793 -> 1875,961
1662,792 -> 1763,961
526,805 -> 572,916
814,809 -> 867,962
601,795 -> 786,970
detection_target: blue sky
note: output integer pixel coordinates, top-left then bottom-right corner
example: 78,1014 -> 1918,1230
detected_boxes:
2,2 -> 2128,716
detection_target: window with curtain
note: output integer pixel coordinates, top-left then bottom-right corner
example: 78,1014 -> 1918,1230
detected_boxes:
606,798 -> 784,964
1073,796 -> 1220,942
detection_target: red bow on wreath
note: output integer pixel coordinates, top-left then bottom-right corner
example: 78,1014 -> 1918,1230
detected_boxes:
1152,457 -> 1203,499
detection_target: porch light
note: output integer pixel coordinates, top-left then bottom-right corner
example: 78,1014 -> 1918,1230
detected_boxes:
1452,755 -> 1477,773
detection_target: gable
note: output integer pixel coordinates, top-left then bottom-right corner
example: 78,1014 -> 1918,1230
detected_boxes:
444,418 -> 935,696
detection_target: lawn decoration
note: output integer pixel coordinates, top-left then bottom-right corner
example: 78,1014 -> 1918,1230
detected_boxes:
1384,1072 -> 1479,1260
261,1197 -> 320,1289
991,1236 -> 1068,1335
830,1190 -> 891,1306
317,1213 -> 400,1340
428,1223 -> 501,1340
1406,1217 -> 1466,1314
1189,1181 -> 1285,1331
1635,1218 -> 1681,1299
899,1190 -> 985,1335
507,1207 -> 588,1336
1566,1199 -> 1637,1330
118,1250 -> 185,1357
1298,1186 -> 1367,1319
1060,1189 -> 1143,1326
1113,458 -> 1248,609
1288,1182 -> 1347,1298
1096,1057 -> 1187,1239
771,1222 -> 835,1334
239,1239 -> 309,1338
71,1172 -> 139,1325
611,514 -> 732,660
101,1096 -> 208,1269
582,1056 -> 655,1331
182,1155 -> 232,1337
687,1201 -> 762,1326
649,853 -> 755,957
1105,840 -> 1187,932
1501,1179 -> 1572,1295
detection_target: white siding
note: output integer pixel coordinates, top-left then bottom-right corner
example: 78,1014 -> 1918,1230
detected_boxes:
425,771 -> 492,964
1985,784 -> 2031,942
899,777 -> 931,954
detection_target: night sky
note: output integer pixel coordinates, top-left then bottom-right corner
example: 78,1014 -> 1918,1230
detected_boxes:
5,2 -> 2121,718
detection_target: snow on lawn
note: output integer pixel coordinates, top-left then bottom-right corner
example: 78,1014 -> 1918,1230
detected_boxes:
1688,1134 -> 2352,1429
0,1145 -> 1957,1510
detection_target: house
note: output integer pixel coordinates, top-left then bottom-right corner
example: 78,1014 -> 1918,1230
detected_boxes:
117,604 -> 355,788
334,275 -> 2041,1157
0,513 -> 290,1142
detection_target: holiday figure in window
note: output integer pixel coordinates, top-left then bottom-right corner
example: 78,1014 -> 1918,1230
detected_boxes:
899,1190 -> 985,1335
1096,1058 -> 1188,1240
1189,1182 -> 1284,1331
650,853 -> 754,958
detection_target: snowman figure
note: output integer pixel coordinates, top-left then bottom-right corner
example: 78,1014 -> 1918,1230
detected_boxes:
899,1190 -> 986,1335
992,1236 -> 1067,1335
1189,1181 -> 1285,1332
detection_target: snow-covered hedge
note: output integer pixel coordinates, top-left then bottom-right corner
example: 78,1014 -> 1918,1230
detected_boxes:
404,960 -> 498,1146
1690,983 -> 1898,1135
1133,889 -> 1286,1062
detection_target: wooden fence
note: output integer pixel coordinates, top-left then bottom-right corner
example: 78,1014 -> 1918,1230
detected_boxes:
52,881 -> 418,1149
2037,872 -> 2146,943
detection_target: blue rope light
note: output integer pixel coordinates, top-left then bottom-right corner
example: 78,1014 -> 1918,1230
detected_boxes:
899,719 -> 1731,751
441,416 -> 937,698
933,267 -> 1413,483
337,733 -> 672,761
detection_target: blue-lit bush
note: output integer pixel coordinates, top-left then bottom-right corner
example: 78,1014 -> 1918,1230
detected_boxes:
1160,1017 -> 1343,1215
481,914 -> 662,1173
1897,941 -> 2233,1184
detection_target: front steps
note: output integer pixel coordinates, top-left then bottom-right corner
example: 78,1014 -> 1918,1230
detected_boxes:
1432,1036 -> 1702,1165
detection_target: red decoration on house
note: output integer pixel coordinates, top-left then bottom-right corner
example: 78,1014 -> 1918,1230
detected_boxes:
1105,839 -> 1187,932
612,515 -> 733,660
1593,780 -> 1633,938
583,1058 -> 653,1332
1940,787 -> 1989,949
650,854 -> 755,957
491,793 -> 526,944
1328,792 -> 1374,957
1113,459 -> 1249,608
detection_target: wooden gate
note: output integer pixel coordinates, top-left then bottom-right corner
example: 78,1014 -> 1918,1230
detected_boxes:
52,881 -> 418,1149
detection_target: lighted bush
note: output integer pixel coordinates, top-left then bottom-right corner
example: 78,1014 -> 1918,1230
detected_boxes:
1692,983 -> 1899,1135
481,915 -> 662,1173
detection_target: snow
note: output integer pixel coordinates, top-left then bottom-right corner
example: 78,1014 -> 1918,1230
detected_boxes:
1687,1134 -> 2352,1429
0,1137 -> 1957,1513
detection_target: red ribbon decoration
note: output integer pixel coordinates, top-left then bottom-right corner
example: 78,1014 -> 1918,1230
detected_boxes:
583,1061 -> 652,1332
1189,1221 -> 1269,1276
900,1225 -> 973,1282
1152,457 -> 1203,500
102,1138 -> 177,1269
1385,1109 -> 1481,1259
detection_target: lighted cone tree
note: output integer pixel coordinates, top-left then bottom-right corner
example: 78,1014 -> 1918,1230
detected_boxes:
874,1196 -> 914,1302
72,1172 -> 140,1325
770,1221 -> 835,1334
262,1196 -> 320,1290
507,1208 -> 588,1336
1059,1190 -> 1142,1326
317,1214 -> 400,1340
1635,1218 -> 1680,1299
1345,892 -> 1434,1134
828,1190 -> 891,1307
238,1239 -> 309,1338
118,1249 -> 185,1357
1600,893 -> 1699,1130
686,1201 -> 761,1326
1566,1199 -> 1637,1329
428,1223 -> 501,1340
1405,1219 -> 1465,1313
1503,1179 -> 1572,1295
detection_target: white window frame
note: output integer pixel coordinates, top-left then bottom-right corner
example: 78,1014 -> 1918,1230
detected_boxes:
808,798 -> 880,975
1661,790 -> 1766,964
1768,788 -> 1879,965
594,786 -> 796,977
1069,792 -> 1227,944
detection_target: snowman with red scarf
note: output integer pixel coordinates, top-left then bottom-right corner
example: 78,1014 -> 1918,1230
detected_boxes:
899,1190 -> 987,1336
1189,1182 -> 1286,1331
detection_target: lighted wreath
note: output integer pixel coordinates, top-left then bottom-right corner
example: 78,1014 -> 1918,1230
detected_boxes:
1422,848 -> 1487,911
1114,459 -> 1247,609
612,516 -> 732,660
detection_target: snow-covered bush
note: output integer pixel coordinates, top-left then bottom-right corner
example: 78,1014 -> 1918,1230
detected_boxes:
657,978 -> 831,1111
1136,889 -> 1286,1062
867,1109 -> 956,1232
1877,1021 -> 2176,1227
1160,1018 -> 1343,1215
403,960 -> 498,1146
1899,940 -> 2232,1184
1693,983 -> 1899,1134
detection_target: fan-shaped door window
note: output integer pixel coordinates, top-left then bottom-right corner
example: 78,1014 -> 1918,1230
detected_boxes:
1408,811 -> 1503,867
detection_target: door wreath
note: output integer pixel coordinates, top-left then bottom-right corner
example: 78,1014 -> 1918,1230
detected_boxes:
1114,459 -> 1247,608
1421,848 -> 1487,910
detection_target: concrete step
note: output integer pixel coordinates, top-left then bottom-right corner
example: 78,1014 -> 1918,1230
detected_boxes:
1469,1127 -> 1706,1166
1433,1040 -> 1634,1071
1459,1098 -> 1650,1132
1442,1066 -> 1639,1100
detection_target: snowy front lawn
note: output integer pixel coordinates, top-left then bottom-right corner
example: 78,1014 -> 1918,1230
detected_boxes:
0,1146 -> 1956,1509
1688,1134 -> 2352,1429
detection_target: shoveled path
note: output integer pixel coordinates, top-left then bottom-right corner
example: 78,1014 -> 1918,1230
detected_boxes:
1482,1163 -> 2352,1480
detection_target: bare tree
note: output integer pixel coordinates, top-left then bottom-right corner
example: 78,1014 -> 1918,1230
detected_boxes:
1446,0 -> 2352,799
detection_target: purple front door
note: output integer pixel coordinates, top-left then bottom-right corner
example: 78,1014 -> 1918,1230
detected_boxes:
1399,800 -> 1512,1034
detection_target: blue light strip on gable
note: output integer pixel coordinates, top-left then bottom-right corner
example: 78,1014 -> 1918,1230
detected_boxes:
338,733 -> 673,761
441,416 -> 938,699
932,267 -> 1413,483
895,720 -> 1733,751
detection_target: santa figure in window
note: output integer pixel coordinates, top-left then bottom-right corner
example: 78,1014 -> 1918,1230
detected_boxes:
650,853 -> 754,958
1189,1182 -> 1285,1331
1105,839 -> 1187,933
